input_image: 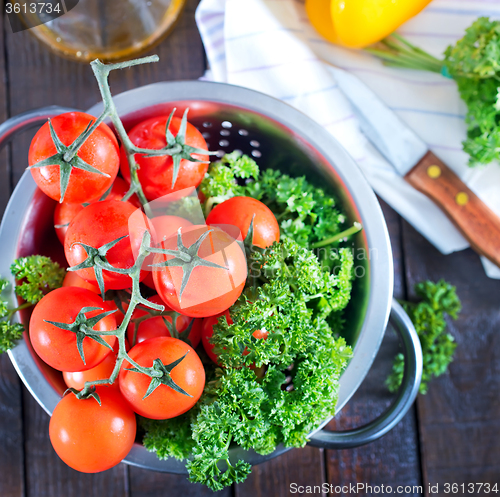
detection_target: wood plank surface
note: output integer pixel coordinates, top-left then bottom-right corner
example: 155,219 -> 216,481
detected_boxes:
0,7 -> 26,497
324,201 -> 423,497
129,467 -> 232,497
0,8 -> 12,213
235,447 -> 326,497
401,221 -> 500,497
2,0 -> 208,496
0,354 -> 25,497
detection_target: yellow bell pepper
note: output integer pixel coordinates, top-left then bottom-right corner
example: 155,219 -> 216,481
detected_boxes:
306,0 -> 432,49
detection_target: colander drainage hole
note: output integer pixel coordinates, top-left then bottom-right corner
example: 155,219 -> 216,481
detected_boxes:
238,129 -> 249,136
252,150 -> 262,158
221,121 -> 232,129
202,121 -> 212,128
219,139 -> 230,147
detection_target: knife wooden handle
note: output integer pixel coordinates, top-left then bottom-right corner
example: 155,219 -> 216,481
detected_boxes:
405,151 -> 500,268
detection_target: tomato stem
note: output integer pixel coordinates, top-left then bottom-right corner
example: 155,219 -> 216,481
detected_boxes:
77,231 -> 167,392
75,56 -> 214,212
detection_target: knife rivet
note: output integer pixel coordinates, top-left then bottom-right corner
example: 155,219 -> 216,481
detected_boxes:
427,165 -> 442,178
456,192 -> 469,206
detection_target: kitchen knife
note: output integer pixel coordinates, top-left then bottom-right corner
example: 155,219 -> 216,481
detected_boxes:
328,65 -> 500,268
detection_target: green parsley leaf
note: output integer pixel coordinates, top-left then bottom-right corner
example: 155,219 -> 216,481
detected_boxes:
0,278 -> 25,353
367,19 -> 500,167
10,255 -> 66,304
443,18 -> 500,166
387,280 -> 461,395
145,155 -> 357,490
0,321 -> 24,354
199,151 -> 260,215
140,411 -> 198,461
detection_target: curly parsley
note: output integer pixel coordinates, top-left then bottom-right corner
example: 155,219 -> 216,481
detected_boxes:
142,239 -> 353,490
443,18 -> 500,166
387,280 -> 461,395
368,18 -> 500,166
0,256 -> 65,353
10,255 -> 66,304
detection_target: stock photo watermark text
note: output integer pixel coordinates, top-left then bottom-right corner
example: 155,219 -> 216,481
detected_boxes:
290,482 -> 499,494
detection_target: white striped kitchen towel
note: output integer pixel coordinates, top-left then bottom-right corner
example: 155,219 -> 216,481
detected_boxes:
196,0 -> 500,279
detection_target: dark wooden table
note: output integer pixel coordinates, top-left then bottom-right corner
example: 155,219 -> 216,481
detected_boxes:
1,2 -> 499,496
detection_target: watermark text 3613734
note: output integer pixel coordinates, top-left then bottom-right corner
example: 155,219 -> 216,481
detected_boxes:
5,1 -> 80,33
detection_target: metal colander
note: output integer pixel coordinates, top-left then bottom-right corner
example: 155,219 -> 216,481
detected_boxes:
0,80 -> 421,474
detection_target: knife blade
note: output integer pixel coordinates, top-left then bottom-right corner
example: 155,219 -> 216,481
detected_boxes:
328,65 -> 500,269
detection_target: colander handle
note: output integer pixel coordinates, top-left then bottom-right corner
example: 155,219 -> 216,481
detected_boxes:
0,106 -> 80,151
307,299 -> 423,449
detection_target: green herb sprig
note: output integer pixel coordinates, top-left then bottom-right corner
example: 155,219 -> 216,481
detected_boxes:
387,280 -> 461,395
367,18 -> 500,167
0,255 -> 65,353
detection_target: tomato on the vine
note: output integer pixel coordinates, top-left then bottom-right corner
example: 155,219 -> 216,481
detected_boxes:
64,200 -> 154,291
29,287 -> 117,372
151,215 -> 194,244
29,112 -> 120,204
206,196 -> 280,249
120,114 -> 209,201
152,225 -> 247,318
119,336 -> 205,419
49,386 -> 136,473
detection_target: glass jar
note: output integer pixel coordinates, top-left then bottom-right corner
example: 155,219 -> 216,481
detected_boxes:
21,0 -> 187,62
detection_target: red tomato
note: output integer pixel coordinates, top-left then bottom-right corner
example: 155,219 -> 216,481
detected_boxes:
49,386 -> 136,473
151,215 -> 194,244
54,177 -> 140,244
64,200 -> 153,291
62,270 -> 100,293
63,352 -> 118,391
152,225 -> 247,318
119,337 -> 205,419
201,310 -> 232,365
206,196 -> 280,249
29,112 -> 120,204
29,287 -> 117,372
120,115 -> 209,201
188,318 -> 203,349
54,202 -> 85,245
141,272 -> 157,290
126,294 -> 196,347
